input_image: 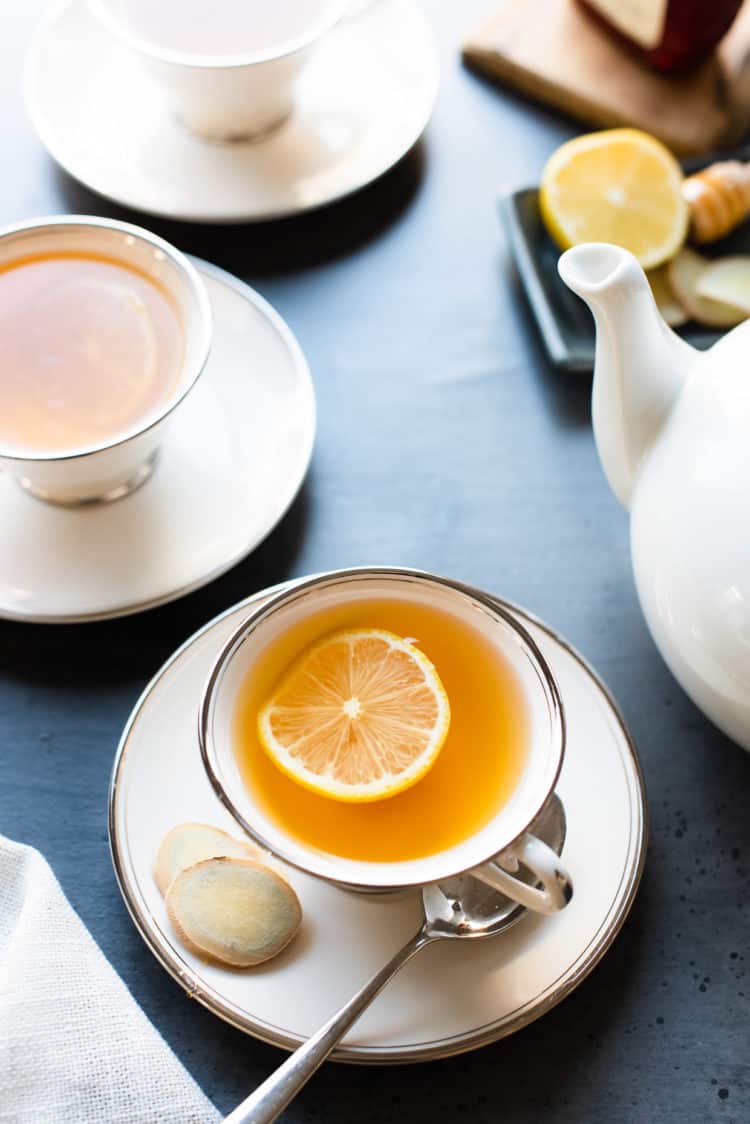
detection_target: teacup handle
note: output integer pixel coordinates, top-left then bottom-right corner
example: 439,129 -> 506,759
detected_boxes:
472,832 -> 573,915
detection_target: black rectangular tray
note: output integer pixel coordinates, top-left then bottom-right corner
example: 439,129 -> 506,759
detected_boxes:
499,187 -> 728,373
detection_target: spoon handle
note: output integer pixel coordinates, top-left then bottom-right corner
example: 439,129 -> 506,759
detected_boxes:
223,927 -> 431,1124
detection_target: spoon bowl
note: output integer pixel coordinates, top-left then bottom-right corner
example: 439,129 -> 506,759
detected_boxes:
224,794 -> 566,1124
427,793 -> 566,940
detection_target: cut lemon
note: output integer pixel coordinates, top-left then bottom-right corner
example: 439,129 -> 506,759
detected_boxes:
540,128 -> 688,269
257,628 -> 451,803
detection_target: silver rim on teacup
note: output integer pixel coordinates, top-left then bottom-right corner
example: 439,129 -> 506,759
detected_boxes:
88,0 -> 355,141
199,566 -> 573,911
0,214 -> 212,506
88,0 -> 353,69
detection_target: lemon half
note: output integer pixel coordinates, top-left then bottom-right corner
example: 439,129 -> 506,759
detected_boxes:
540,128 -> 688,269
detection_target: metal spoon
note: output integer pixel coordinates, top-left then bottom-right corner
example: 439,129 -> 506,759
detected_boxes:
224,796 -> 565,1124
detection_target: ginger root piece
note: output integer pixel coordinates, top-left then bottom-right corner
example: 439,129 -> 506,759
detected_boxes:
166,858 -> 301,967
683,161 -> 750,244
667,248 -> 746,328
648,267 -> 688,327
154,822 -> 262,896
695,256 -> 750,314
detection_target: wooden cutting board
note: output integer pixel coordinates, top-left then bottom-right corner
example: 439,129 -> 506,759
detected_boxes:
463,0 -> 750,155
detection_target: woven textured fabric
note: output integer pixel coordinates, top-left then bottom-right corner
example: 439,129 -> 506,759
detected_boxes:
0,835 -> 220,1124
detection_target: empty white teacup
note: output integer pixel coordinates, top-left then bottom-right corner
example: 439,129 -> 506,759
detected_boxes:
200,567 -> 574,914
89,0 -> 352,141
0,215 -> 211,506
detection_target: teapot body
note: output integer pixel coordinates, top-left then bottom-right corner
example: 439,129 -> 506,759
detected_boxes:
558,243 -> 750,750
630,325 -> 750,749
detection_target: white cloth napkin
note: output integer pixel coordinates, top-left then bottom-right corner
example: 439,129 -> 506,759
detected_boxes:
0,835 -> 221,1124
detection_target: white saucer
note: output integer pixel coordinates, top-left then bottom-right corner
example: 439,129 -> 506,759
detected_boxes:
26,0 -> 438,223
0,265 -> 315,623
109,583 -> 646,1063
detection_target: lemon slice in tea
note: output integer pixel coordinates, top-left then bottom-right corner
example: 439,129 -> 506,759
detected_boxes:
257,628 -> 451,802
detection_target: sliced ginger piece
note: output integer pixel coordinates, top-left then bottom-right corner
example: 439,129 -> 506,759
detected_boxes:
667,248 -> 746,328
695,256 -> 750,315
154,822 -> 262,896
166,857 -> 301,967
648,267 -> 688,327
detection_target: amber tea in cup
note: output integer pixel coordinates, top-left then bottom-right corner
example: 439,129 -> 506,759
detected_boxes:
201,569 -> 572,912
233,593 -> 530,863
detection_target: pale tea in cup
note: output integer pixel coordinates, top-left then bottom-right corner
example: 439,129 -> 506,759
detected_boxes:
0,250 -> 184,455
102,0 -> 344,59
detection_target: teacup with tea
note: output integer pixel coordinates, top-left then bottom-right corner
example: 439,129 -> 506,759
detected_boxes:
200,568 -> 573,912
0,215 -> 211,505
89,0 -> 352,141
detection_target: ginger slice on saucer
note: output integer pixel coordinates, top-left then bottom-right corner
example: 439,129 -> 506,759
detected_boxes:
166,858 -> 301,967
154,822 -> 263,896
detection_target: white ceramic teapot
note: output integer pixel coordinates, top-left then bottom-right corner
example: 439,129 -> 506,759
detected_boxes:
559,242 -> 750,751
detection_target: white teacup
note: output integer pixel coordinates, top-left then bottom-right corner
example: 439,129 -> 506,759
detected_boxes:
0,215 -> 211,506
200,567 -> 574,914
89,0 -> 352,142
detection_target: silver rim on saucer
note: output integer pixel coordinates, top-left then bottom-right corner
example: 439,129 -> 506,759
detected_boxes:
108,579 -> 647,1064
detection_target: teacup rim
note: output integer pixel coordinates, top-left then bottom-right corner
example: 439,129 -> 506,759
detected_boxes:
198,565 -> 567,890
0,213 -> 212,464
88,0 -> 352,71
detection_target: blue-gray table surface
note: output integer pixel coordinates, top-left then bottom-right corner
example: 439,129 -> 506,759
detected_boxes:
1,3 -> 748,1121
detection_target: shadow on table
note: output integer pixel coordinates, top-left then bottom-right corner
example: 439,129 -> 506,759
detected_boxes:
118,865 -> 654,1121
286,896 -> 652,1123
0,480 -> 310,685
500,259 -> 592,431
51,140 -> 427,280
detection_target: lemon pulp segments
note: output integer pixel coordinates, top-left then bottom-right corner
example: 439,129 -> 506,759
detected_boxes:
540,128 -> 688,270
257,628 -> 451,802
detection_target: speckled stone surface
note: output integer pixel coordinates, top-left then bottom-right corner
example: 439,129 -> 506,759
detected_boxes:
1,3 -> 748,1121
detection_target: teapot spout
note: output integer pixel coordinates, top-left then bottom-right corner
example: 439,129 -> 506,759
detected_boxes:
559,244 -> 696,509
